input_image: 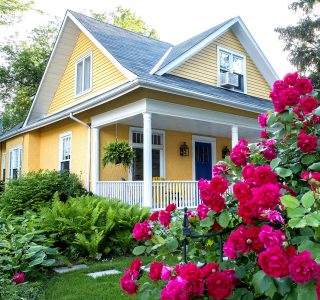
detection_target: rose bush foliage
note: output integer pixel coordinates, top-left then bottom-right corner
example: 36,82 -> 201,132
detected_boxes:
120,73 -> 320,299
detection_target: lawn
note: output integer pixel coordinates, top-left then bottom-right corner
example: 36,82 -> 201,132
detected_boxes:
42,256 -> 153,300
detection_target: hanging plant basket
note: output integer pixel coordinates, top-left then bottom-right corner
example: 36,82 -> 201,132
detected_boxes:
102,140 -> 135,168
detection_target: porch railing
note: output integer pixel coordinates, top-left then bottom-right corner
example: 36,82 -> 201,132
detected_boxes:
95,180 -> 200,209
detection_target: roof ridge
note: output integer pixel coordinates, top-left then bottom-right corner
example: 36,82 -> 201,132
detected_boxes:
68,10 -> 172,46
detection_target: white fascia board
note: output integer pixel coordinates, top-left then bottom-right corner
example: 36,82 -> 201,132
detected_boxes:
91,99 -> 147,128
233,17 -> 279,86
67,12 -> 137,81
155,18 -> 238,75
145,99 -> 260,130
149,47 -> 172,74
24,12 -> 71,127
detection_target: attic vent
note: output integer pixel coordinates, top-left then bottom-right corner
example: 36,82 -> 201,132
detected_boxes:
220,72 -> 239,87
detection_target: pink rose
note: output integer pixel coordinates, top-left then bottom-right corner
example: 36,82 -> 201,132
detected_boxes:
289,251 -> 319,283
268,210 -> 285,224
253,166 -> 277,185
165,203 -> 176,212
200,262 -> 220,279
132,220 -> 152,241
210,175 -> 229,194
12,273 -> 25,285
120,272 -> 139,295
197,204 -> 209,220
258,113 -> 268,127
297,132 -> 317,153
262,147 -> 277,161
159,210 -> 171,228
300,96 -> 318,114
260,130 -> 269,139
258,247 -> 289,278
130,258 -> 142,272
242,163 -> 255,180
160,277 -> 190,300
283,72 -> 298,86
294,77 -> 313,95
161,265 -> 172,281
206,194 -> 225,213
149,211 -> 159,222
279,87 -> 300,106
150,261 -> 164,282
258,225 -> 286,249
233,181 -> 252,203
213,164 -> 227,176
223,241 -> 238,259
206,271 -> 233,300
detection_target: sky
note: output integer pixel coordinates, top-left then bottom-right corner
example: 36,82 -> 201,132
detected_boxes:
1,0 -> 301,78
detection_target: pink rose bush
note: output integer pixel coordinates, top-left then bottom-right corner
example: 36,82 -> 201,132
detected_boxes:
121,73 -> 320,299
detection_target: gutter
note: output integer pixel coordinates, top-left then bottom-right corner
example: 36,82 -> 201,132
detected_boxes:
69,113 -> 91,192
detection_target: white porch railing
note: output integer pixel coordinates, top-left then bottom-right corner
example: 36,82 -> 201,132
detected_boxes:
95,180 -> 200,209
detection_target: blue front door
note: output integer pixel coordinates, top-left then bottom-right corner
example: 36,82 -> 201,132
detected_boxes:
195,142 -> 212,180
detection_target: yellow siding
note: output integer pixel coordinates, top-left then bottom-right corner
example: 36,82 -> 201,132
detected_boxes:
47,32 -> 127,114
171,30 -> 271,99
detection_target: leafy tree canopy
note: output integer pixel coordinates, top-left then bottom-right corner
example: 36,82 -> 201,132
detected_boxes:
275,0 -> 320,87
91,6 -> 159,40
0,0 -> 33,25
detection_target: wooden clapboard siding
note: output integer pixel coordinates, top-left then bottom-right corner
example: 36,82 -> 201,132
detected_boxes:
171,30 -> 271,100
47,32 -> 127,114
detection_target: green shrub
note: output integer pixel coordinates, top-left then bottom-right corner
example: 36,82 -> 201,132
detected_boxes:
0,279 -> 43,300
0,212 -> 59,278
38,196 -> 149,259
0,170 -> 87,215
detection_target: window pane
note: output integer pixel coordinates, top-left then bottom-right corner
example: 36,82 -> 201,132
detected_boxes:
60,161 -> 70,172
152,149 -> 160,177
62,136 -> 71,160
219,51 -> 230,70
83,56 -> 91,91
233,55 -> 243,74
76,61 -> 83,95
132,148 -> 143,180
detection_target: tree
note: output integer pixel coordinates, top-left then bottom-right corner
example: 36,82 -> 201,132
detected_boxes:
91,6 -> 159,39
0,21 -> 59,131
275,0 -> 320,87
0,0 -> 33,25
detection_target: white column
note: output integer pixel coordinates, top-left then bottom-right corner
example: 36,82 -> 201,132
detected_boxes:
231,125 -> 239,148
143,112 -> 152,208
92,127 -> 100,194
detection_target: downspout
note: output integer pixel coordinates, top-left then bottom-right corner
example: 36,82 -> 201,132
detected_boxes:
69,113 -> 91,192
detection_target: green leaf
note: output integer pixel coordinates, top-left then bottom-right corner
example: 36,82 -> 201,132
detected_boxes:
167,239 -> 179,252
218,210 -> 230,228
301,191 -> 315,208
132,245 -> 146,256
41,259 -> 56,266
275,167 -> 292,178
267,112 -> 276,127
301,154 -> 316,165
270,158 -> 281,170
313,106 -> 320,116
288,217 -> 306,228
252,270 -> 276,296
281,195 -> 300,208
309,162 -> 320,171
274,277 -> 292,296
287,207 -> 306,218
298,240 -> 320,259
201,215 -> 214,227
297,280 -> 317,300
304,214 -> 320,227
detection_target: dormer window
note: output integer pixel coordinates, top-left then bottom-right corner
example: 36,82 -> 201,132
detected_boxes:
217,46 -> 246,93
75,52 -> 92,97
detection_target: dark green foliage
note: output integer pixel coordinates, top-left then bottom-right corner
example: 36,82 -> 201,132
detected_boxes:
0,170 -> 86,215
275,0 -> 320,88
38,196 -> 149,259
102,140 -> 135,168
0,212 -> 59,278
0,279 -> 43,300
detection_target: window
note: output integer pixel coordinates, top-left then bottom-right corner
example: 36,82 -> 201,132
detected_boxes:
130,129 -> 165,181
75,53 -> 92,96
59,132 -> 72,172
2,153 -> 6,181
9,146 -> 22,179
218,47 -> 246,93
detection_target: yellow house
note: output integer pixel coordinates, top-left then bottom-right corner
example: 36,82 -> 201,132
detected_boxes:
0,11 -> 277,209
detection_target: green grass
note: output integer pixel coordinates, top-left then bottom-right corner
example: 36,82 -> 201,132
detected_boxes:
42,257 -> 153,300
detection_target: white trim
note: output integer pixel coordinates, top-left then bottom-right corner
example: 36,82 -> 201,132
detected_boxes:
150,47 -> 173,74
74,51 -> 93,98
156,18 -> 239,75
59,131 -> 72,171
67,12 -> 137,81
8,145 -> 22,179
192,135 -> 216,181
128,126 -> 166,181
92,128 -> 100,194
217,45 -> 247,94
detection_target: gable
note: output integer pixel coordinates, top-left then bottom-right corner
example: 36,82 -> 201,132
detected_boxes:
47,32 -> 127,114
170,30 -> 271,100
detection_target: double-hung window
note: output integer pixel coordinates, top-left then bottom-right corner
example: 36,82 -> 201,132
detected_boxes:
59,132 -> 72,172
130,128 -> 165,181
218,46 -> 246,93
9,146 -> 22,179
2,153 -> 6,181
75,52 -> 92,97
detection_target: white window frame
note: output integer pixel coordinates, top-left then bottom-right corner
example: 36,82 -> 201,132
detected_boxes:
129,127 -> 166,180
59,131 -> 72,172
192,135 -> 216,181
75,52 -> 93,98
217,45 -> 247,94
2,152 -> 6,181
9,145 -> 22,179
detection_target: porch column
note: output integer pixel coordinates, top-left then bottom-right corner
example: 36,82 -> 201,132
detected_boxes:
92,127 -> 100,194
143,112 -> 152,208
231,125 -> 239,148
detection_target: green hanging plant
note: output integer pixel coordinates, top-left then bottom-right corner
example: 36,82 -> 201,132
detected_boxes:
102,140 -> 135,168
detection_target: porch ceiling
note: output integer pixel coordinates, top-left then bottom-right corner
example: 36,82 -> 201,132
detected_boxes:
116,114 -> 260,141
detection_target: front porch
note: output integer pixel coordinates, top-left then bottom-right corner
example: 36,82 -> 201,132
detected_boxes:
91,98 -> 261,208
